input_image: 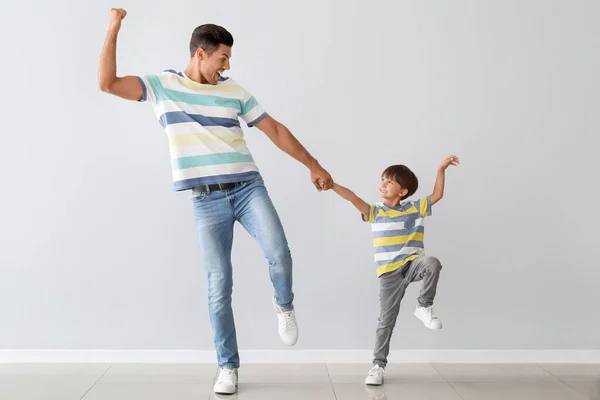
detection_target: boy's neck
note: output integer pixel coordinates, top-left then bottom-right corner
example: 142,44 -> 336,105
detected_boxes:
383,199 -> 402,207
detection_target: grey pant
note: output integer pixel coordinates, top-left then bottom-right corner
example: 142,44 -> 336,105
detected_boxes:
373,255 -> 442,367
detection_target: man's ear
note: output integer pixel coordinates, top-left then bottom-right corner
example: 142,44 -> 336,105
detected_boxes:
195,47 -> 207,61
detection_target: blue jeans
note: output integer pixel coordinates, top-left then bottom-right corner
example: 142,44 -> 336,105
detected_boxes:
192,178 -> 294,369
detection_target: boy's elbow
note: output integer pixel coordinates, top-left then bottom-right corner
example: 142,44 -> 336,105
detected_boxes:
351,196 -> 362,207
431,193 -> 443,204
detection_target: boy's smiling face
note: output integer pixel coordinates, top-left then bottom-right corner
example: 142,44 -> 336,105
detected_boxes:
379,175 -> 409,206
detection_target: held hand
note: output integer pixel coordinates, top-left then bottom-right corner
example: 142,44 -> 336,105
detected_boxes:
439,155 -> 460,171
311,165 -> 333,191
109,8 -> 127,29
317,178 -> 329,191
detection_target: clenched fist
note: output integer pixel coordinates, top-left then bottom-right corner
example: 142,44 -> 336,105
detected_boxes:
109,8 -> 127,29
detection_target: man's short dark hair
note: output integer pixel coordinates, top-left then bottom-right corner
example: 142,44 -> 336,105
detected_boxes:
382,165 -> 418,200
189,24 -> 234,58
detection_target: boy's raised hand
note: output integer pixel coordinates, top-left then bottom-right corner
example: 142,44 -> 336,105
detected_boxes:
439,155 -> 460,171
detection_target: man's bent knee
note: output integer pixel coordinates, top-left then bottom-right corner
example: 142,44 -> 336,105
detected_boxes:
267,247 -> 292,272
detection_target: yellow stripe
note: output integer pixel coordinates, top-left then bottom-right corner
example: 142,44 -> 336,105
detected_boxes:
377,206 -> 418,218
373,232 -> 424,247
169,133 -> 245,147
169,75 -> 243,92
363,205 -> 375,222
419,198 -> 428,217
376,254 -> 420,277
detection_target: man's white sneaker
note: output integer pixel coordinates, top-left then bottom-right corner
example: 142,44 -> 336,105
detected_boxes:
414,305 -> 442,330
213,368 -> 238,395
365,365 -> 385,386
272,297 -> 298,346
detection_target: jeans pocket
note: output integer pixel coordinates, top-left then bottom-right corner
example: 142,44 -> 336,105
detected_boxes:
192,192 -> 210,201
245,177 -> 263,187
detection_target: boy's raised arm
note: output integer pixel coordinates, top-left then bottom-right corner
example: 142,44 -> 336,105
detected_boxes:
430,155 -> 459,206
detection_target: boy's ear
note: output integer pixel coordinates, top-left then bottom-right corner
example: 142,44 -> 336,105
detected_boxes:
400,188 -> 409,198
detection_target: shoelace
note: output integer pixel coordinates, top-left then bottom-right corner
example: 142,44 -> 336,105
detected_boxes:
368,366 -> 385,376
281,310 -> 296,330
422,306 -> 441,322
218,369 -> 235,383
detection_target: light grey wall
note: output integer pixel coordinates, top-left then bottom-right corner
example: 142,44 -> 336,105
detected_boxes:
1,0 -> 598,351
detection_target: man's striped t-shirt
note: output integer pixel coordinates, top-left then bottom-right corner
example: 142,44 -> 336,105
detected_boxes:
137,70 -> 268,191
362,197 -> 432,277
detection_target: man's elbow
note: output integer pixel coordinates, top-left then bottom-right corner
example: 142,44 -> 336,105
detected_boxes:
98,78 -> 117,94
266,123 -> 285,143
273,121 -> 287,137
98,81 -> 112,93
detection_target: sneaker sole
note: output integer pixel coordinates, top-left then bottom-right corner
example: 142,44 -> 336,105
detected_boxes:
414,312 -> 442,330
214,386 -> 237,395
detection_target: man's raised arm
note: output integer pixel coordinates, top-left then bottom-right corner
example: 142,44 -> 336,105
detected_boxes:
98,8 -> 143,101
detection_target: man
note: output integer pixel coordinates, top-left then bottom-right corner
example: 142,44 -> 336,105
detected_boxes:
98,8 -> 333,395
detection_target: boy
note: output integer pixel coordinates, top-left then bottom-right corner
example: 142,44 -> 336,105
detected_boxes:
327,155 -> 459,385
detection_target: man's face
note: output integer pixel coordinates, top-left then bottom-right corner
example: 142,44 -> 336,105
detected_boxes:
200,44 -> 231,84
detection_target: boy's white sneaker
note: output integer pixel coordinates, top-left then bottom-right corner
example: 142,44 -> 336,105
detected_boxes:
415,305 -> 442,330
365,365 -> 385,386
213,368 -> 238,395
272,297 -> 298,346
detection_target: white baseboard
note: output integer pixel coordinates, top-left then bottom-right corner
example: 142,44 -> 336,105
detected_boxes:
1,350 -> 599,364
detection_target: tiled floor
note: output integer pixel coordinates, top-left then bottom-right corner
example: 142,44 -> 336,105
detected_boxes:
0,363 -> 597,399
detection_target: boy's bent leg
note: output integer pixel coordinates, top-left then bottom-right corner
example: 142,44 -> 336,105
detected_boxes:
373,268 -> 408,367
192,192 -> 239,369
404,256 -> 443,329
236,180 -> 293,308
404,256 -> 442,307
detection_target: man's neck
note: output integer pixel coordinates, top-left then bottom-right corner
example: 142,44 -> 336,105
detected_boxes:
184,63 -> 208,84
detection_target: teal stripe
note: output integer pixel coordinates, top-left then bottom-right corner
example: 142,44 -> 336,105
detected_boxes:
147,75 -> 163,101
173,152 -> 254,170
242,96 -> 258,115
146,75 -> 242,111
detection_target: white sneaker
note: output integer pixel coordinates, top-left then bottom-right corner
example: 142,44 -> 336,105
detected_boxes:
365,365 -> 385,386
213,368 -> 238,395
414,305 -> 442,330
272,297 -> 298,346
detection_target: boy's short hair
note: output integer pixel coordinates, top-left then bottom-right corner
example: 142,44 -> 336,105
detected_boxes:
382,165 -> 418,200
